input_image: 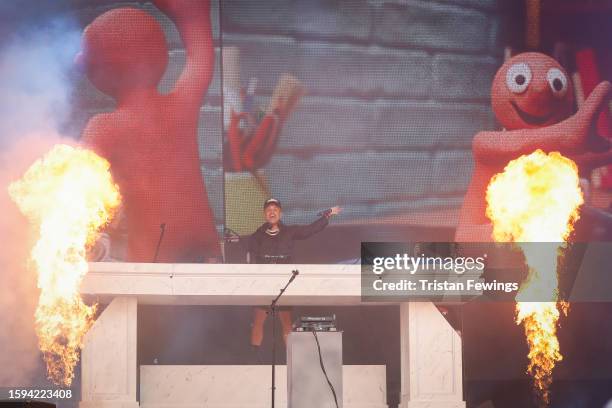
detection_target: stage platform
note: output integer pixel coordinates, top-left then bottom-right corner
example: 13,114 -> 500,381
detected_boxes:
79,262 -> 467,408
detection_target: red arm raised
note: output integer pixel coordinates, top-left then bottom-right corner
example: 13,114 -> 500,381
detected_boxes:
153,0 -> 214,106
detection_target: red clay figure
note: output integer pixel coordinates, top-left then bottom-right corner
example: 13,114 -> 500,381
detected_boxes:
78,0 -> 221,261
456,52 -> 612,242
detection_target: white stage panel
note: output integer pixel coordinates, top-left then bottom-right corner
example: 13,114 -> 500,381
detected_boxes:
140,365 -> 387,408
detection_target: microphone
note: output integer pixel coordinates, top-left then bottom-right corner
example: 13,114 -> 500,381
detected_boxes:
317,208 -> 332,217
153,223 -> 166,263
289,269 -> 299,283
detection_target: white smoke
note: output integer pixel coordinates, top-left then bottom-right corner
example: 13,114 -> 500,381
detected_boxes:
0,15 -> 81,388
0,18 -> 80,147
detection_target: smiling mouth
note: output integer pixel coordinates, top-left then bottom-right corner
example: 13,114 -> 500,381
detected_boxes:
511,102 -> 554,126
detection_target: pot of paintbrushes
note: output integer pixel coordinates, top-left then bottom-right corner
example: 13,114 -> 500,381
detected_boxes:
222,47 -> 305,235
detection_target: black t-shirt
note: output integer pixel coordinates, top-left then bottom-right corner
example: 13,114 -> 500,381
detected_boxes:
248,216 -> 329,263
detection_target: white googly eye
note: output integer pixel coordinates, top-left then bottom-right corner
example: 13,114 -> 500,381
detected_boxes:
506,63 -> 532,94
547,68 -> 568,98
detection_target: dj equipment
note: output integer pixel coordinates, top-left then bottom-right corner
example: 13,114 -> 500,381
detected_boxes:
295,315 -> 337,332
261,254 -> 291,264
222,228 -> 248,263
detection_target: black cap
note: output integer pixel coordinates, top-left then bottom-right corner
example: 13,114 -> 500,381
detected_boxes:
263,198 -> 281,209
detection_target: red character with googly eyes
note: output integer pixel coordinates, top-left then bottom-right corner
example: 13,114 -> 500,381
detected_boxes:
456,52 -> 612,242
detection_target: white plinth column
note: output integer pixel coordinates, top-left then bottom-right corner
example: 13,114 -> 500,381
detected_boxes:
399,302 -> 465,408
80,297 -> 139,408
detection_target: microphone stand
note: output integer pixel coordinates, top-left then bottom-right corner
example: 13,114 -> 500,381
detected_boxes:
270,269 -> 299,408
153,223 -> 166,263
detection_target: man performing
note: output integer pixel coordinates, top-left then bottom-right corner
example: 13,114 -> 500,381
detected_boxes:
248,198 -> 341,347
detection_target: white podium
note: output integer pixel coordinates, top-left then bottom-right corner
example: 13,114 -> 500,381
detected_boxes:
78,263 -> 465,408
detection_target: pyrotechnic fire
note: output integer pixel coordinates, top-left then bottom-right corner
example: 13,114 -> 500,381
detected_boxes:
486,149 -> 583,406
8,144 -> 120,387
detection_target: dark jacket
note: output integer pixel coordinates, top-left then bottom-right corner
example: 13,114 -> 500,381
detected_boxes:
248,216 -> 329,263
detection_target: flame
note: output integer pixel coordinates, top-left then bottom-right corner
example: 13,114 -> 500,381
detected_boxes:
486,150 -> 583,406
8,144 -> 120,386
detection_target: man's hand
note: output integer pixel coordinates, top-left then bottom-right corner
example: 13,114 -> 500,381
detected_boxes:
329,206 -> 342,216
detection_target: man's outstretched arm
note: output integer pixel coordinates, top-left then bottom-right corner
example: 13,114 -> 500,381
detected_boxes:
292,206 -> 342,240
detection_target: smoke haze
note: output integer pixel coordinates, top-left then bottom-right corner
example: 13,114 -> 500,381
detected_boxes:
0,15 -> 81,388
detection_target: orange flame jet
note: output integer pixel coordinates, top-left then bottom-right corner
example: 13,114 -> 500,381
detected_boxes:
486,149 -> 583,406
9,144 -> 121,386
